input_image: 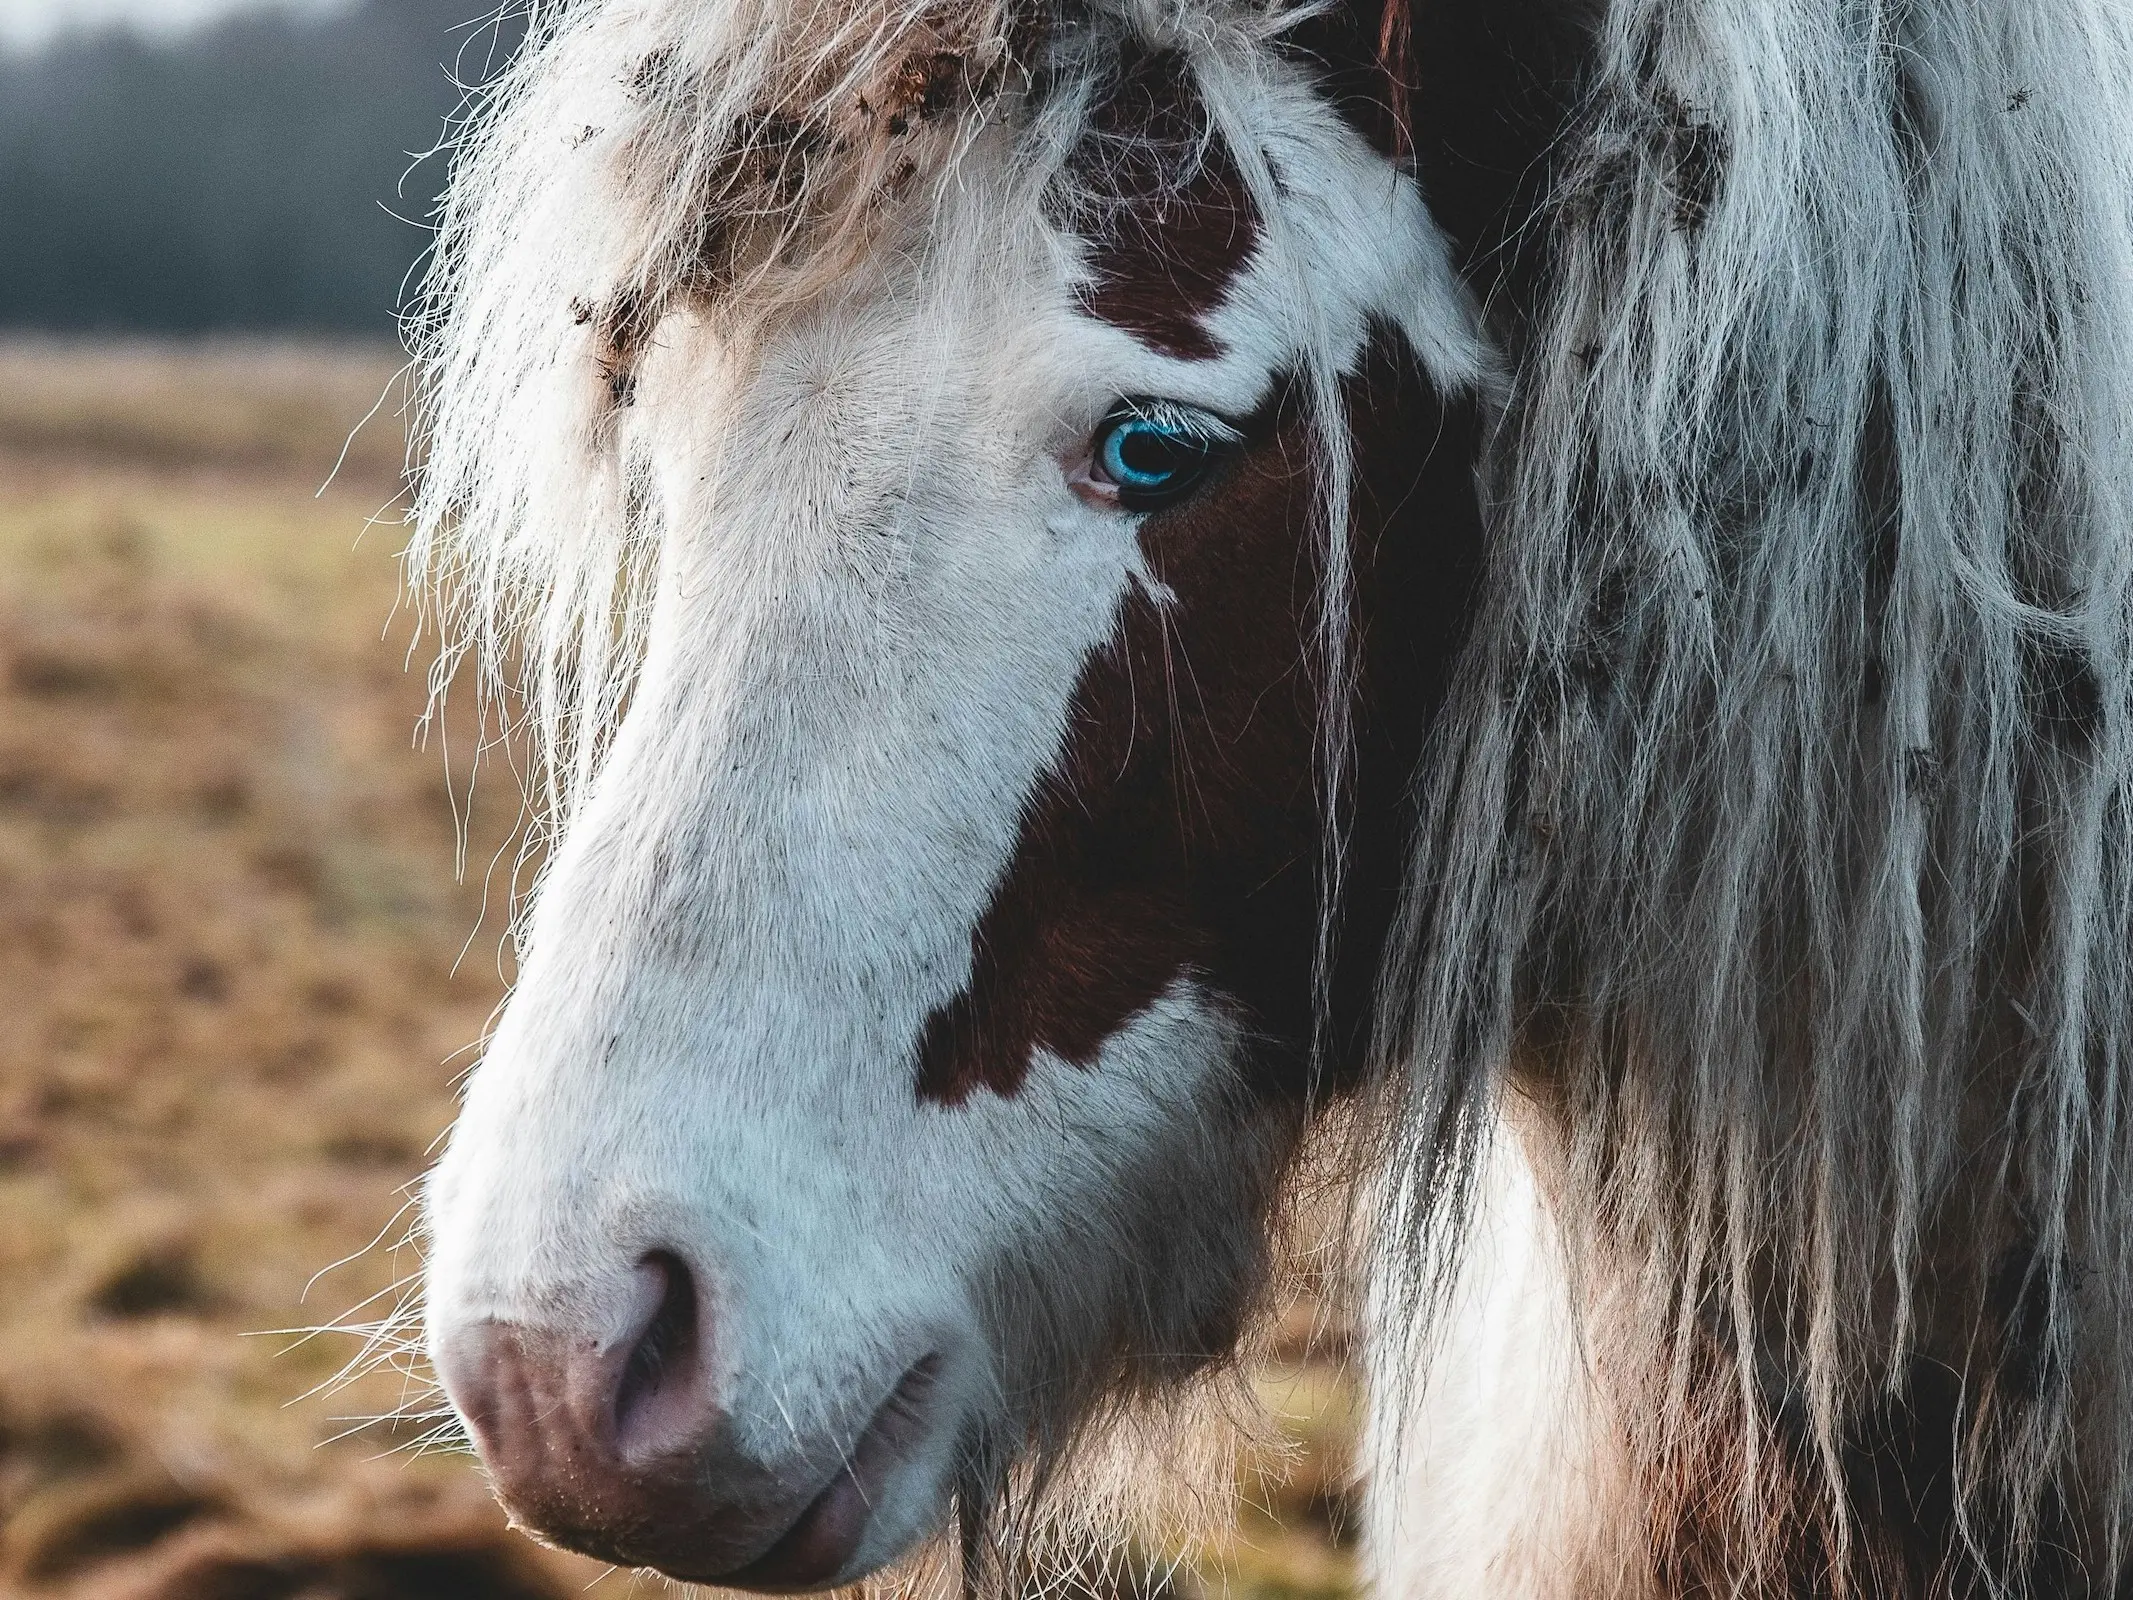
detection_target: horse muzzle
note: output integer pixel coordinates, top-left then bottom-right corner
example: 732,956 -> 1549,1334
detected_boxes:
431,1254 -> 949,1591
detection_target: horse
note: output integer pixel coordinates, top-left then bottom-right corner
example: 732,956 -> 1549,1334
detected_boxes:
404,0 -> 2133,1593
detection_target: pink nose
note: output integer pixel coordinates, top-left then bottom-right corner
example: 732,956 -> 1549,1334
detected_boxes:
435,1254 -> 894,1589
434,1254 -> 736,1569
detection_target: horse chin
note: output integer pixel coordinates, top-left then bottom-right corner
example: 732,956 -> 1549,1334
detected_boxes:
483,1364 -> 965,1593
702,1355 -> 958,1593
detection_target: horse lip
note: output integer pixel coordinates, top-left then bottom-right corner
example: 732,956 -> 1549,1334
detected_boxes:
675,1353 -> 946,1592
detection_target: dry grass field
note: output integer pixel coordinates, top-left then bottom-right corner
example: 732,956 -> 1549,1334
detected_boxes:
0,339 -> 1359,1600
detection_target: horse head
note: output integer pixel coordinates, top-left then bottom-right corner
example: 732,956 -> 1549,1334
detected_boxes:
415,0 -> 1510,1584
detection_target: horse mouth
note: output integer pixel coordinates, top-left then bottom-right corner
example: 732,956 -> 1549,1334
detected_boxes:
693,1354 -> 947,1592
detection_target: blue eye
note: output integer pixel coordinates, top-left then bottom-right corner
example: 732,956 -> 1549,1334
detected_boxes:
1090,400 -> 1239,511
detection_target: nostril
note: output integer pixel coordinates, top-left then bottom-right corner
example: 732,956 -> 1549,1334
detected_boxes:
613,1251 -> 705,1457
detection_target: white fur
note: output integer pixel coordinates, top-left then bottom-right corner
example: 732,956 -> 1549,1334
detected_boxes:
1364,1117 -> 1647,1599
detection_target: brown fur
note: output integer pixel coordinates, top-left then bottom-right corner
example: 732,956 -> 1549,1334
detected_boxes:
1061,44 -> 1260,362
916,333 -> 1485,1105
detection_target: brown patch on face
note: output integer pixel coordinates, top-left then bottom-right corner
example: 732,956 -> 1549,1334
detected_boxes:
1065,46 -> 1262,361
916,331 -> 1486,1105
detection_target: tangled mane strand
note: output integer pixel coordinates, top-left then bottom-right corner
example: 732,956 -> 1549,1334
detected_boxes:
1380,0 -> 2133,1587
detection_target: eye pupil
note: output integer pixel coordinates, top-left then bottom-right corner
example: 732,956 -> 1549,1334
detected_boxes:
1116,425 -> 1181,479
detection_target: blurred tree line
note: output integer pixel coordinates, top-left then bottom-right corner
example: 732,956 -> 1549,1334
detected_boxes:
0,0 -> 521,332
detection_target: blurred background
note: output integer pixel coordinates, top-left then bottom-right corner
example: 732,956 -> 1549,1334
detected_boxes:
0,5 -> 1357,1596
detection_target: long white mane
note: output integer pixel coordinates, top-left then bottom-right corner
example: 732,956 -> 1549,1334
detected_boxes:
1382,0 -> 2133,1581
